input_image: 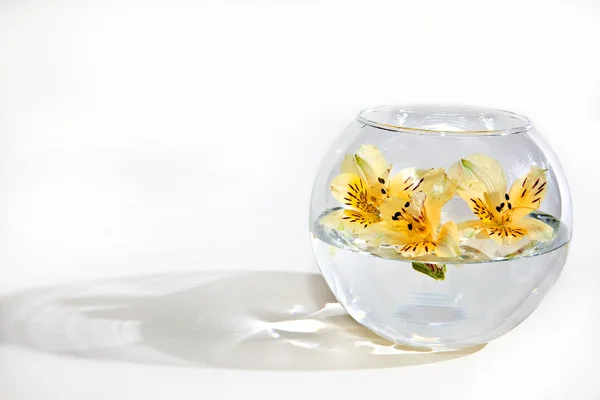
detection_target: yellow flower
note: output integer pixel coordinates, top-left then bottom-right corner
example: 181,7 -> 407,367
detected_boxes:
448,154 -> 553,245
323,144 -> 391,233
368,172 -> 461,258
322,144 -> 450,235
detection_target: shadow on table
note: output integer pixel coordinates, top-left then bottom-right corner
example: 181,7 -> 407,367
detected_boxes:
0,270 -> 485,370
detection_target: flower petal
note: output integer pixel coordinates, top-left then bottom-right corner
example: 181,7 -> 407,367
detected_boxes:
319,209 -> 346,231
337,145 -> 391,205
435,221 -> 461,258
424,172 -> 457,231
389,167 -> 445,199
330,173 -> 379,215
362,220 -> 412,247
354,144 -> 390,188
320,209 -> 379,234
460,154 -> 507,199
485,225 -> 527,245
340,154 -> 360,176
513,216 -> 554,242
457,219 -> 489,239
449,154 -> 507,221
380,192 -> 431,240
468,195 -> 498,224
397,240 -> 437,257
507,166 -> 548,222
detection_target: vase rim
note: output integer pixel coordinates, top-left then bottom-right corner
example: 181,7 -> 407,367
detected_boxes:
357,104 -> 533,136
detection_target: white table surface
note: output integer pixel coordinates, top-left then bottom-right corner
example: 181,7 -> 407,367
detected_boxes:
1,1 -> 599,399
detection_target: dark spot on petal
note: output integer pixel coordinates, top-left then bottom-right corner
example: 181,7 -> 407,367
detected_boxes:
505,193 -> 510,200
381,188 -> 387,195
378,177 -> 385,184
408,224 -> 413,230
508,203 -> 512,209
413,178 -> 424,191
405,202 -> 410,207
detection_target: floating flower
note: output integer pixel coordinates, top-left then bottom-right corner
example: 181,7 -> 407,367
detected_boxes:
367,172 -> 461,258
322,144 -> 449,235
448,154 -> 553,245
322,144 -> 391,233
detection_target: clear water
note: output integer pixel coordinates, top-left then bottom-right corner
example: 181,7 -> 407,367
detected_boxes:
310,208 -> 570,349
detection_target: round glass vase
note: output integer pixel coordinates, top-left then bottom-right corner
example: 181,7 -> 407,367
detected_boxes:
309,105 -> 572,350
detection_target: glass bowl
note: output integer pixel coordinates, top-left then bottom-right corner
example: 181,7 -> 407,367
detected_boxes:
309,105 -> 572,350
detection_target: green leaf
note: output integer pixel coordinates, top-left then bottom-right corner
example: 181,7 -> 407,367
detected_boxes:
412,262 -> 446,281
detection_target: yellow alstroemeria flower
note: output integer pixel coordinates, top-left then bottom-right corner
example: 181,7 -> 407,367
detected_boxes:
322,144 -> 391,233
367,173 -> 461,258
448,154 -> 553,245
322,144 -> 448,234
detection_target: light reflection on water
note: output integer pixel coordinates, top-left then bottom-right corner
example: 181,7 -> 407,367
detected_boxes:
0,271 -> 485,370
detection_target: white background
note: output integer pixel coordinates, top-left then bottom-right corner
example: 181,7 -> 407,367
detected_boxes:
0,0 -> 599,399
